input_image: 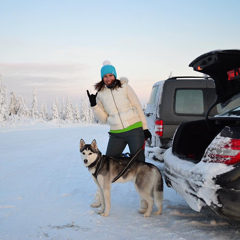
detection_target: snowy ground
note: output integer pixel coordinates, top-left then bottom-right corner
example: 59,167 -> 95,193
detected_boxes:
1,122 -> 240,240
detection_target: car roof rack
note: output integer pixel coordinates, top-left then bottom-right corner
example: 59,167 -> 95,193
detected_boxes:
168,76 -> 211,80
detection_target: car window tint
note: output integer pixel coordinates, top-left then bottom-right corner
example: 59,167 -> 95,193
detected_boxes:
175,89 -> 204,114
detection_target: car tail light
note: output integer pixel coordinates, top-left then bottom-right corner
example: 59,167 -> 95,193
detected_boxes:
155,119 -> 163,137
203,138 -> 240,165
227,68 -> 240,81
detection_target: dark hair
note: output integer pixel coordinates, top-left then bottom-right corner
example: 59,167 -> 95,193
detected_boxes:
94,79 -> 122,91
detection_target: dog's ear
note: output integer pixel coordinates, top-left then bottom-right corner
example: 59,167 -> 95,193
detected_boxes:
91,139 -> 97,150
80,139 -> 85,150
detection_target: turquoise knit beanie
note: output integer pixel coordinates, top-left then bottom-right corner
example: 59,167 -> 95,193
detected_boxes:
101,60 -> 117,79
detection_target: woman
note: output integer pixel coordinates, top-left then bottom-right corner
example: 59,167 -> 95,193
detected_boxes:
87,60 -> 151,162
87,60 -> 152,211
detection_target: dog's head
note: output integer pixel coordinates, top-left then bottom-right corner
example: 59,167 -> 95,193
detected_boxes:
79,139 -> 99,167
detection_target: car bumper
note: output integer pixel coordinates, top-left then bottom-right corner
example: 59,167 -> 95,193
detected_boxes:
211,163 -> 240,220
164,148 -> 239,220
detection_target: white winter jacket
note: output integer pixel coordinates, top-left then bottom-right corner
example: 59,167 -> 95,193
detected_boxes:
92,78 -> 148,131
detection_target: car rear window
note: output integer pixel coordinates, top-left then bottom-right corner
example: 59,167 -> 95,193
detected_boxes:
148,85 -> 159,104
175,89 -> 204,114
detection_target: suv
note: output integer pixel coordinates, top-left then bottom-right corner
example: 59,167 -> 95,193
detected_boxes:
144,76 -> 217,161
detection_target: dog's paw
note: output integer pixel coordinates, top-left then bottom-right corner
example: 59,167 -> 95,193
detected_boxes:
138,209 -> 147,214
97,210 -> 104,214
91,203 -> 101,208
154,210 -> 162,215
101,212 -> 109,217
143,212 -> 151,217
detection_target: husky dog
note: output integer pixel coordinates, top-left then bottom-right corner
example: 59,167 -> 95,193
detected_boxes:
79,139 -> 163,217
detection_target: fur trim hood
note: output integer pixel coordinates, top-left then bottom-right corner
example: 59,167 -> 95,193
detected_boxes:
119,77 -> 129,83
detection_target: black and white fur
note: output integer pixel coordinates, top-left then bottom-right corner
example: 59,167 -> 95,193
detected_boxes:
79,139 -> 163,217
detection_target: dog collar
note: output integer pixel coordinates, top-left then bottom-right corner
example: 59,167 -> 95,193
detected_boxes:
86,152 -> 104,179
88,159 -> 98,169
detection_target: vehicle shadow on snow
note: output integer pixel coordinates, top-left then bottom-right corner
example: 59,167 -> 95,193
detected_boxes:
163,197 -> 240,235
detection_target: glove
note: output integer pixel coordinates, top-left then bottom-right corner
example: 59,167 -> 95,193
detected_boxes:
87,90 -> 98,107
144,129 -> 152,140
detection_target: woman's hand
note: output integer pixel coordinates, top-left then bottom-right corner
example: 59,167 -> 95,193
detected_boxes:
87,90 -> 98,107
144,129 -> 152,140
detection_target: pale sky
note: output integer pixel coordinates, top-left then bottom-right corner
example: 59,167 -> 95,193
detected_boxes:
1,0 -> 240,108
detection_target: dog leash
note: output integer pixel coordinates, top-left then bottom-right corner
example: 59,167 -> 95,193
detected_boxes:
111,147 -> 143,183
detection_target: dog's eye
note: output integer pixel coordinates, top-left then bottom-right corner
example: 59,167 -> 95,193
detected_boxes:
89,153 -> 92,155
82,152 -> 85,155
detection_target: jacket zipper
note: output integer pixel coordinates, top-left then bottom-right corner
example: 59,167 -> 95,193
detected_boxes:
110,89 -> 124,129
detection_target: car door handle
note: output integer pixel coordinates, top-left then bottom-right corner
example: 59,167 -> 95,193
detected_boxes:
146,113 -> 153,117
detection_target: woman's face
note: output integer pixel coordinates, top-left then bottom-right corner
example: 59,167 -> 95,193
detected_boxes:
103,74 -> 115,86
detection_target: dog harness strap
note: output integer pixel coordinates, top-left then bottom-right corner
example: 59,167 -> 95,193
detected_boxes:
111,147 -> 143,183
92,155 -> 104,179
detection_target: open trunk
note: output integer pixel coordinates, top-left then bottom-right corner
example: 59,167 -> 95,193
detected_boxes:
175,49 -> 240,163
189,49 -> 240,103
172,119 -> 229,163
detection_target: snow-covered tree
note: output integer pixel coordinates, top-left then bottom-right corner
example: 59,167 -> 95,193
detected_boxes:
65,97 -> 73,122
9,92 -> 20,116
0,77 -> 8,121
0,76 -> 103,124
31,87 -> 39,118
18,96 -> 30,118
59,99 -> 65,120
73,103 -> 81,123
51,99 -> 59,121
80,95 -> 95,123
40,103 -> 48,120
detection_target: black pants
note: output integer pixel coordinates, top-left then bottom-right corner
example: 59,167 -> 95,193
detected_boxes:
106,127 -> 145,162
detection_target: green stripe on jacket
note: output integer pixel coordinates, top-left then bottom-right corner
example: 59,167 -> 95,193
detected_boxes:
110,121 -> 143,133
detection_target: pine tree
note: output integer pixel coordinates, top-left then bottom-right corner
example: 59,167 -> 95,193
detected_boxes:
60,99 -> 65,120
74,103 -> 81,123
0,75 -> 102,124
32,87 -> 39,118
80,95 -> 94,123
52,99 -> 59,121
9,92 -> 20,116
18,96 -> 30,118
0,77 -> 8,121
65,97 -> 73,123
40,103 -> 48,120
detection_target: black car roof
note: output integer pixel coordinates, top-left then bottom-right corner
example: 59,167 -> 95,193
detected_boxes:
189,49 -> 240,103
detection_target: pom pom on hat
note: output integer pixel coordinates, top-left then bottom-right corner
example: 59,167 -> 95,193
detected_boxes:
101,60 -> 117,79
103,60 -> 111,66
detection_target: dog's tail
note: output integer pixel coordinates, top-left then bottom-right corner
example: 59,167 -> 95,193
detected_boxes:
153,171 -> 163,215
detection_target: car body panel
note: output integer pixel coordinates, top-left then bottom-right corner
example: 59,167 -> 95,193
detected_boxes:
164,148 -> 234,212
164,49 -> 240,220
